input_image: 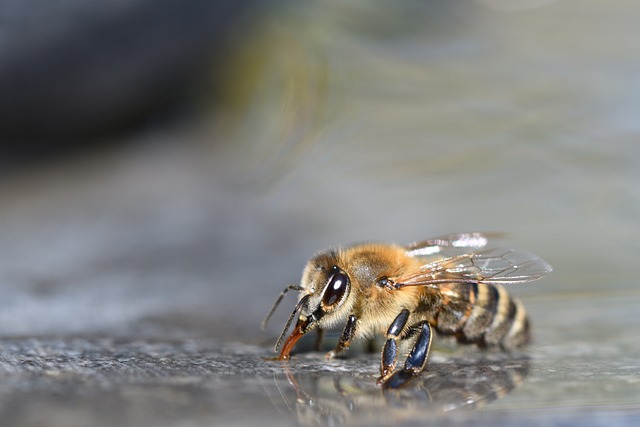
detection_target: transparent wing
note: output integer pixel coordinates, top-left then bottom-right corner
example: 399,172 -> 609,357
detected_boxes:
405,232 -> 506,257
393,248 -> 553,288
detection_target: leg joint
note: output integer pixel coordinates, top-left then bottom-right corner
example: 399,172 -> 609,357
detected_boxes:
386,309 -> 410,338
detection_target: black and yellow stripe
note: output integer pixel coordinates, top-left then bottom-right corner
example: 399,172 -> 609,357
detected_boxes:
435,282 -> 530,350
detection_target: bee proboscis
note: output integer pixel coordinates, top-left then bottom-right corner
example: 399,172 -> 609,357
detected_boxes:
263,232 -> 552,388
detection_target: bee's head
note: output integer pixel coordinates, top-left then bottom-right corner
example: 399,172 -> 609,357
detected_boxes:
298,264 -> 352,326
274,250 -> 354,359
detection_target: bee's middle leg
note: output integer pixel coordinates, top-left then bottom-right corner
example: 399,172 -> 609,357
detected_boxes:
326,315 -> 357,359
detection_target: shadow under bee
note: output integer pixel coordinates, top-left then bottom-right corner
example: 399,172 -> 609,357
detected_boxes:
263,354 -> 530,426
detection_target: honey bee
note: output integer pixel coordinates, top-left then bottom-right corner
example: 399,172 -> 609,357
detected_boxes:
263,232 -> 552,389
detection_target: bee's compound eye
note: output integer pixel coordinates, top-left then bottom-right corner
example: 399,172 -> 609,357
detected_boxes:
323,269 -> 349,308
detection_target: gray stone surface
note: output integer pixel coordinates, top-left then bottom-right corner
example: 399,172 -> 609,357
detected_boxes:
0,337 -> 637,426
1,0 -> 640,426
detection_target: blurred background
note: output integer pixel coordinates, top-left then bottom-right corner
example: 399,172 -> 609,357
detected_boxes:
0,0 -> 639,424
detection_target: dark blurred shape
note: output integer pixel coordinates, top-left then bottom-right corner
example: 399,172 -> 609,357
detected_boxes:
0,0 -> 268,164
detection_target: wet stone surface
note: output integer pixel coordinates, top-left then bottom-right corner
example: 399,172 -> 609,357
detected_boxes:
0,338 -> 519,426
0,337 -> 637,427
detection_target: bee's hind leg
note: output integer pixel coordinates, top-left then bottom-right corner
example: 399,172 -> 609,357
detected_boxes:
382,321 -> 433,390
377,309 -> 411,384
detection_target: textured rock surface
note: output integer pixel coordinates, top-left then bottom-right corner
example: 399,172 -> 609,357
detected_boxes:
0,337 -> 637,426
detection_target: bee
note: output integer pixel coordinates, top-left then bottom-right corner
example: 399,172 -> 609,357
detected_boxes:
263,232 -> 552,389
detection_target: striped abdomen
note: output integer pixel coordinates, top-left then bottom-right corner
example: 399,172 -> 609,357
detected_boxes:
433,282 -> 530,350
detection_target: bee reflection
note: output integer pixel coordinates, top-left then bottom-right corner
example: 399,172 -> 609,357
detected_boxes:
267,355 -> 530,426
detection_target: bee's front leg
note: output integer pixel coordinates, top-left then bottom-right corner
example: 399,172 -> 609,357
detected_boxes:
382,321 -> 433,389
326,315 -> 357,359
314,328 -> 325,351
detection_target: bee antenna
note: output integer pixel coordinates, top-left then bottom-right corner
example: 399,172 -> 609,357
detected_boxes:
274,294 -> 310,353
261,285 -> 305,330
